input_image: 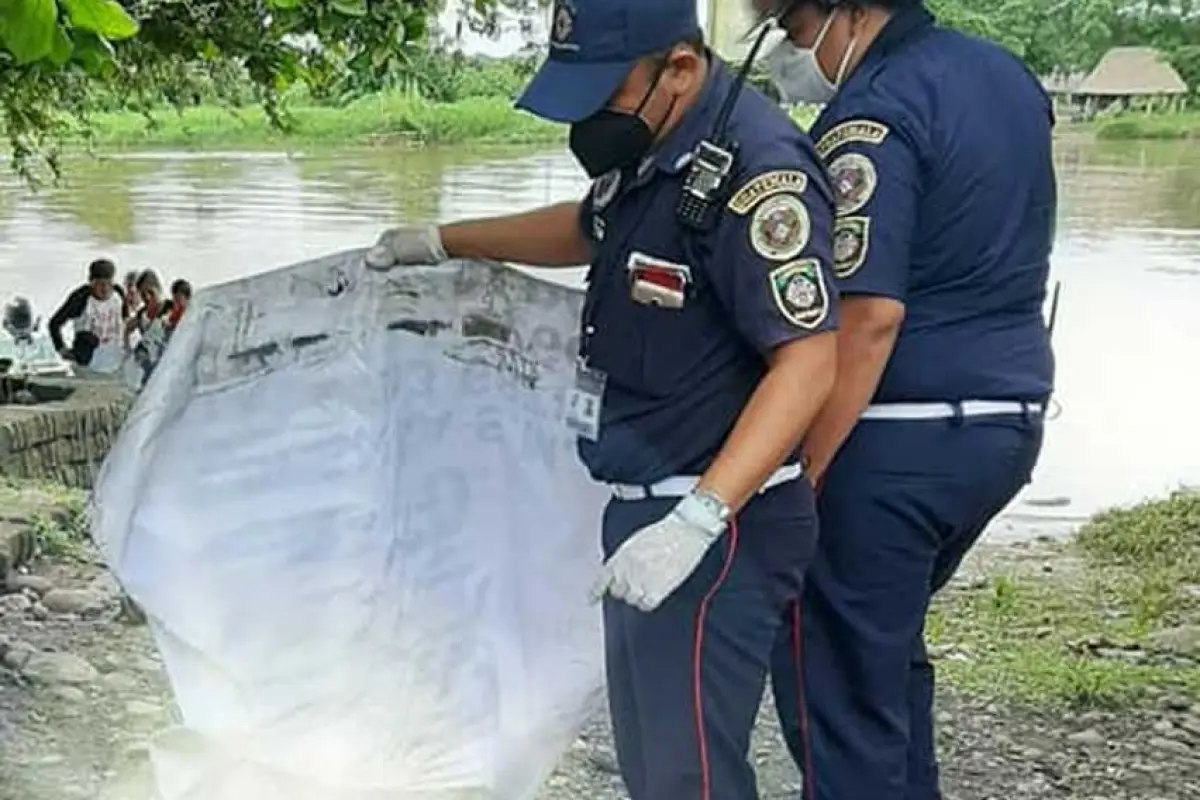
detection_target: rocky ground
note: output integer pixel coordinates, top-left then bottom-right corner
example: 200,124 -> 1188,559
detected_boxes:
2,483 -> 1200,799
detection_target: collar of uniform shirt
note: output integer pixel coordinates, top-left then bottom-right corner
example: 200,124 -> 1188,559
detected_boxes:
853,3 -> 934,73
641,53 -> 730,178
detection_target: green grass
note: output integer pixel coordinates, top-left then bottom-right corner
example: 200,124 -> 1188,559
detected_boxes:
68,92 -> 563,150
0,477 -> 91,561
1077,490 -> 1200,627
928,490 -> 1200,709
1095,110 -> 1200,141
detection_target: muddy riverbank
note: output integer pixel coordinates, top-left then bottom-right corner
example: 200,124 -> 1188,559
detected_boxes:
2,481 -> 1199,799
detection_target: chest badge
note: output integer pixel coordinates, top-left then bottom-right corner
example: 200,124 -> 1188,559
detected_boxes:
750,193 -> 811,262
828,152 -> 878,215
626,251 -> 692,310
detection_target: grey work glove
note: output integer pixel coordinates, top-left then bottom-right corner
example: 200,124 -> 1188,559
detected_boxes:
365,224 -> 448,271
589,492 -> 727,612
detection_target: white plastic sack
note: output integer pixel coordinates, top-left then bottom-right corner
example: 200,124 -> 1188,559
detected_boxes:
91,250 -> 609,800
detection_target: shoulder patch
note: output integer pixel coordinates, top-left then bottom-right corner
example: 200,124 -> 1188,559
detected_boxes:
769,258 -> 830,331
591,169 -> 622,210
815,119 -> 890,160
750,193 -> 811,262
727,170 -> 808,215
833,216 -> 870,279
828,152 -> 878,215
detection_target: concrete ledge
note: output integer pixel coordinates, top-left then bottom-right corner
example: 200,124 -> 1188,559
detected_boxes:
0,379 -> 134,489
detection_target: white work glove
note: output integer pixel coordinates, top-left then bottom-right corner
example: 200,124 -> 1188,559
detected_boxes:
589,492 -> 728,612
364,224 -> 448,270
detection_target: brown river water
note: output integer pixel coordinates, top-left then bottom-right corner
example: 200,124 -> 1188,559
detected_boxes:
1,135 -> 1198,542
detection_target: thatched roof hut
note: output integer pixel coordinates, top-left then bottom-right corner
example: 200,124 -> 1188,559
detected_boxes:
1077,47 -> 1188,97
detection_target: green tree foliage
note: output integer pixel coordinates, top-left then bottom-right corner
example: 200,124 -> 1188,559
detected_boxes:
929,0 -> 1120,76
1110,1 -> 1200,91
2,0 -> 1197,185
928,0 -> 1199,89
0,0 -> 545,182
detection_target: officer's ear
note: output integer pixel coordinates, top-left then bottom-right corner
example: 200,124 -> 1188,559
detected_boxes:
844,1 -> 874,36
659,43 -> 706,95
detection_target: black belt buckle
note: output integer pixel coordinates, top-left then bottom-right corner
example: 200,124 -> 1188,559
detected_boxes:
950,401 -> 965,427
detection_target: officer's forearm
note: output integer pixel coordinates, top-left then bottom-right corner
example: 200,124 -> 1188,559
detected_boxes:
696,333 -> 837,514
802,297 -> 905,483
440,202 -> 590,267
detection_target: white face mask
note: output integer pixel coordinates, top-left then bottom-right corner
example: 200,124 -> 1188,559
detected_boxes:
766,10 -> 858,106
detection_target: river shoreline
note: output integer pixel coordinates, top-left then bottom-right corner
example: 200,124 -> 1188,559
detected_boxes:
60,94 -> 561,151
43,97 -> 1196,153
2,480 -> 1198,798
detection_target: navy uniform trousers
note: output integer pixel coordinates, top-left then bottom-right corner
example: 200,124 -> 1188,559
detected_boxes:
602,477 -> 818,800
771,412 -> 1044,800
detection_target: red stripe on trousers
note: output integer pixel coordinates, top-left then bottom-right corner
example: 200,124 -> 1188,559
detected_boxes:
791,601 -> 816,800
691,519 -> 740,800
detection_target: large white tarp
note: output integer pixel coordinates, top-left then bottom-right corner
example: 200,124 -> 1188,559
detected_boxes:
90,250 -> 609,800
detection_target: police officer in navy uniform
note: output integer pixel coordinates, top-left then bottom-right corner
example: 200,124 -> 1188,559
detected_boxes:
747,1 -> 1056,798
367,1 -> 841,795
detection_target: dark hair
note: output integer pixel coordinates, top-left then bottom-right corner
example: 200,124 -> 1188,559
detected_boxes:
170,279 -> 192,299
136,269 -> 162,292
88,259 -> 116,282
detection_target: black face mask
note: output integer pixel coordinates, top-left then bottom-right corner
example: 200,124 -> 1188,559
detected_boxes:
569,69 -> 674,179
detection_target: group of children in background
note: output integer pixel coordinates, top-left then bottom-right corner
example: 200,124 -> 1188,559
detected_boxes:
47,258 -> 193,387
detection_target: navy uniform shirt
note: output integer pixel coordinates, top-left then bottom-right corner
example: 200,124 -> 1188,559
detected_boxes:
575,58 -> 838,485
811,6 -> 1056,403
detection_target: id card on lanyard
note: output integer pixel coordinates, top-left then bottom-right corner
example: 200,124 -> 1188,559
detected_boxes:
564,361 -> 606,442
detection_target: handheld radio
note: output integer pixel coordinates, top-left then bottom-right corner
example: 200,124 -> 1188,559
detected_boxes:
675,22 -> 778,232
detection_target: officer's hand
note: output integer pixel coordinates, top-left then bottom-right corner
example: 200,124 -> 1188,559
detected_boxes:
364,224 -> 448,271
589,494 -> 726,612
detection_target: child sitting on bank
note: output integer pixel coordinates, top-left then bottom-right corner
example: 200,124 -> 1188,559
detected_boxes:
163,279 -> 192,333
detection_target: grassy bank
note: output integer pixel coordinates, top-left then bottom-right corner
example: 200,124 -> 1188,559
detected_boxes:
929,490 -> 1200,709
1095,110 -> 1200,141
69,95 -> 1193,151
90,95 -> 813,150
0,478 -> 89,563
71,93 -> 562,150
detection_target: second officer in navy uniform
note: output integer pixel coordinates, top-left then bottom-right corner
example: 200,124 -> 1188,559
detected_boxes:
366,1 -> 841,796
750,1 -> 1057,798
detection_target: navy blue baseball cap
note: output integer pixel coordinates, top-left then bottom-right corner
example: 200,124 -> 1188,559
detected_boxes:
516,0 -> 703,124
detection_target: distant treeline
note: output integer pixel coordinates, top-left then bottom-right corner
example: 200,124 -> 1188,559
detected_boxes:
928,0 -> 1199,92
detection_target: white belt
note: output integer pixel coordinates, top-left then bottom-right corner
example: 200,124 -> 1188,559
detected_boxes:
860,400 -> 1043,421
610,462 -> 804,501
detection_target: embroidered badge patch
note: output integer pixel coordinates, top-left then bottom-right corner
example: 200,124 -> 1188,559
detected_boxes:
727,170 -> 809,215
750,193 -> 811,262
828,152 -> 878,215
592,169 -> 622,210
815,119 -> 890,160
551,1 -> 579,51
833,216 -> 870,279
768,258 -> 830,330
